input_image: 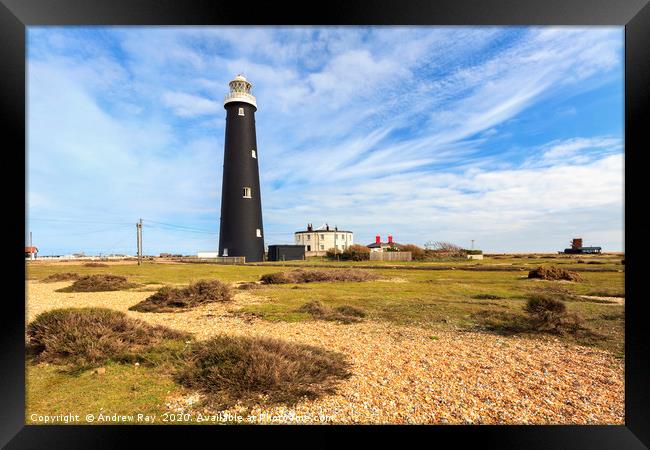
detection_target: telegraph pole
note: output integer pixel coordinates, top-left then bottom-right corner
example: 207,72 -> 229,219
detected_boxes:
136,219 -> 143,265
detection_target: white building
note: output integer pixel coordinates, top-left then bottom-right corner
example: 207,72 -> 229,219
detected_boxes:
197,251 -> 219,258
294,223 -> 353,257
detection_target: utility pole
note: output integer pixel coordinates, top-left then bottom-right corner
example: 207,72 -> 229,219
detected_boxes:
471,239 -> 475,250
136,219 -> 143,265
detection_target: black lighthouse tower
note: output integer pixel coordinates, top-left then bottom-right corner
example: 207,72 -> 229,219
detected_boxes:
218,75 -> 264,262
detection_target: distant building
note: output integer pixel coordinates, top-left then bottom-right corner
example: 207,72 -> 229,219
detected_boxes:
197,251 -> 219,258
563,238 -> 602,254
367,234 -> 399,252
25,246 -> 38,260
295,223 -> 353,257
268,245 -> 305,261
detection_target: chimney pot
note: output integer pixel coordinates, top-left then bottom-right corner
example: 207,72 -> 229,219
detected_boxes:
388,235 -> 393,244
376,234 -> 381,244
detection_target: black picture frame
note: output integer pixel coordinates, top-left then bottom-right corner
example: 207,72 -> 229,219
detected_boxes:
2,0 -> 648,447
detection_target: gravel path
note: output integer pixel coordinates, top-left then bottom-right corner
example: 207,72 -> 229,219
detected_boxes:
26,281 -> 624,424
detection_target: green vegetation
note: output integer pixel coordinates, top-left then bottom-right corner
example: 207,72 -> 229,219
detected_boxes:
176,335 -> 351,408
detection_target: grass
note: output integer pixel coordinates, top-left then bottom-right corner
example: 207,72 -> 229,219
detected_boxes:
175,335 -> 351,408
129,280 -> 232,313
26,362 -> 180,425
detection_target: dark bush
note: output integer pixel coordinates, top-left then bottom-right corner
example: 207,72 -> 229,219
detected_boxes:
175,335 -> 351,407
260,272 -> 293,284
337,244 -> 370,261
57,274 -> 138,292
528,266 -> 581,282
524,295 -> 568,331
83,262 -> 109,267
129,280 -> 232,313
41,272 -> 80,283
26,307 -> 190,370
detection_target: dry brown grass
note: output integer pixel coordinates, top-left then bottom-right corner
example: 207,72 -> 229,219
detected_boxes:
83,262 -> 109,267
528,266 -> 581,282
57,274 -> 138,292
260,269 -> 380,284
175,334 -> 351,408
297,301 -> 366,324
129,280 -> 232,313
41,272 -> 80,283
26,307 -> 191,371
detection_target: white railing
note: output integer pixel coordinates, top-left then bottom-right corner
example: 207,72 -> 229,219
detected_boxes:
224,91 -> 257,108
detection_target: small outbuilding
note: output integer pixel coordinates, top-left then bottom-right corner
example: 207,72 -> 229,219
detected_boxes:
267,245 -> 305,261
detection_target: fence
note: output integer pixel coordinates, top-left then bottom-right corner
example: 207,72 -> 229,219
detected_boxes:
174,256 -> 245,265
369,251 -> 412,261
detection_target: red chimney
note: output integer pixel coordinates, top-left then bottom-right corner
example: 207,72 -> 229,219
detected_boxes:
376,234 -> 381,244
388,235 -> 393,244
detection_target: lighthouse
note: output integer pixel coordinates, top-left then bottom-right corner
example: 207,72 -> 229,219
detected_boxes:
218,75 -> 265,262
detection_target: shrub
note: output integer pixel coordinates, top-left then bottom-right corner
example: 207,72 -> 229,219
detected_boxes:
57,274 -> 138,292
260,272 -> 293,284
465,249 -> 483,255
129,280 -> 232,313
524,295 -> 568,331
26,307 -> 190,370
528,266 -> 581,282
398,244 -> 426,261
83,262 -> 109,267
175,335 -> 351,407
41,272 -> 80,283
260,269 -> 379,284
297,300 -> 366,324
425,242 -> 467,258
338,244 -> 370,261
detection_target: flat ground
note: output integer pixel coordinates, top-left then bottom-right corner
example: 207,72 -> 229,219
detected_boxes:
25,255 -> 624,424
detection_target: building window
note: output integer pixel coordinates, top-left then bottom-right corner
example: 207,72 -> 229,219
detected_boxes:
251,149 -> 256,158
307,245 -> 311,251
256,228 -> 262,237
320,234 -> 324,239
307,235 -> 311,240
320,244 -> 324,250
223,248 -> 228,256
242,187 -> 251,198
238,107 -> 245,116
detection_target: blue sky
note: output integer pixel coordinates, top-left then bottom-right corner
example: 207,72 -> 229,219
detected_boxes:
27,26 -> 624,255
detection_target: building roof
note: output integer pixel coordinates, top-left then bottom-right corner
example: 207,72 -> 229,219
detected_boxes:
367,242 -> 400,248
295,229 -> 352,234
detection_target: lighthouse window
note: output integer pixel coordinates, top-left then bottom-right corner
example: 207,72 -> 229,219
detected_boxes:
256,229 -> 262,237
242,187 -> 252,198
251,149 -> 256,158
238,107 -> 245,116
